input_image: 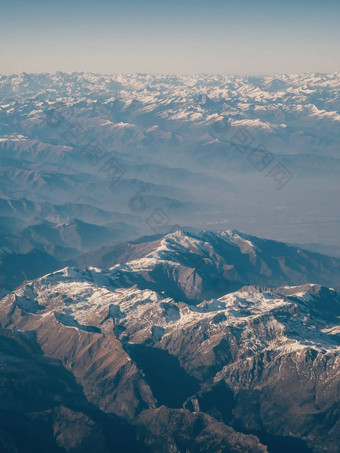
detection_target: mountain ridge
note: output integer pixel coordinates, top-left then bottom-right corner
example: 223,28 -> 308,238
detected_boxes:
0,229 -> 339,451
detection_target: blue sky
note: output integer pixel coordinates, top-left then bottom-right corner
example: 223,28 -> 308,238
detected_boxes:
0,0 -> 339,74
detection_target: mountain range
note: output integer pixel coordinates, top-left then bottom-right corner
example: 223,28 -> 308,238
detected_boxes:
0,230 -> 339,452
1,72 -> 340,248
1,72 -> 340,452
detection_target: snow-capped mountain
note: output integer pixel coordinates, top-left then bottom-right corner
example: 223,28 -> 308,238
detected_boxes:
1,71 -> 340,451
0,230 -> 339,452
75,230 -> 340,302
1,72 -> 340,250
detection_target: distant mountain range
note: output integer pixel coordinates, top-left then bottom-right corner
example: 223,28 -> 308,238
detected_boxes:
1,72 -> 340,246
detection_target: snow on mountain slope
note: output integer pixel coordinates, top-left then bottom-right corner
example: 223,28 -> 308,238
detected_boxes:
1,229 -> 340,375
3,270 -> 338,358
0,267 -> 339,451
1,230 -> 340,452
2,72 -> 340,451
73,230 -> 340,302
2,72 -> 340,249
2,72 -> 340,164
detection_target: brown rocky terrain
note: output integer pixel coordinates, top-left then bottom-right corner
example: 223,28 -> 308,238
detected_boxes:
0,231 -> 339,452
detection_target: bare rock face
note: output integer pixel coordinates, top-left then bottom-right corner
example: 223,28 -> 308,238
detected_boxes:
0,330 -> 147,452
136,407 -> 268,453
0,231 -> 340,452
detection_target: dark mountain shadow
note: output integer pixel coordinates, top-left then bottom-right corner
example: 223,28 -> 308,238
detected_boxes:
125,343 -> 200,408
0,329 -> 149,453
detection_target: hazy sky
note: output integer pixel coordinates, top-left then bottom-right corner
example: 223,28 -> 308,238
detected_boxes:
1,0 -> 339,75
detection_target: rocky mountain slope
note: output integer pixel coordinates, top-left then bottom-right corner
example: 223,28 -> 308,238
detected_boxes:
0,329 -> 147,452
0,230 -> 339,452
76,230 -> 340,301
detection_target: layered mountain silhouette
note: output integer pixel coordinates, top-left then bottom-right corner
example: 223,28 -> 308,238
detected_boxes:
1,72 -> 340,246
1,72 -> 340,451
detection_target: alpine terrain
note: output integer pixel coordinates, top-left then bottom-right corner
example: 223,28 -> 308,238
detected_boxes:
0,230 -> 339,452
